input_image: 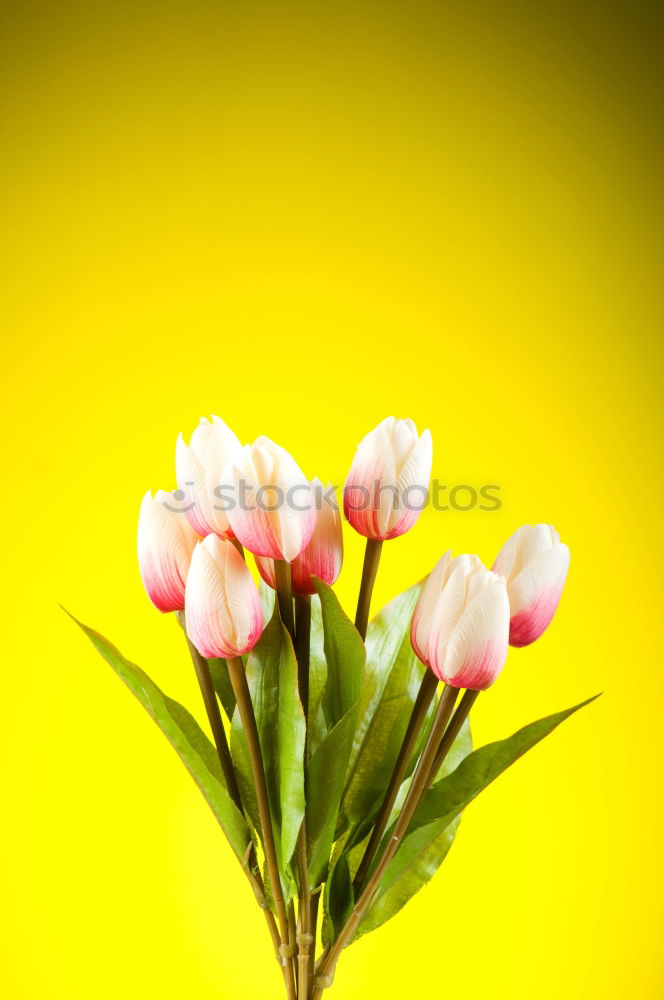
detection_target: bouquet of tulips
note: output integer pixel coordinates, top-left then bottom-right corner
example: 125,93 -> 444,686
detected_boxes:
70,416 -> 594,999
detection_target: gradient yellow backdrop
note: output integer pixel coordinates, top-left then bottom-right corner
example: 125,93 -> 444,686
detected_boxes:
2,2 -> 662,997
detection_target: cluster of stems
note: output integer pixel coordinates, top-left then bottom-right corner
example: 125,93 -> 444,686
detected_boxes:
183,539 -> 480,999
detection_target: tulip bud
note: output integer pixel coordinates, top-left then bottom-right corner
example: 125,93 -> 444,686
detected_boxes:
343,417 -> 432,540
493,524 -> 570,647
138,490 -> 199,612
411,552 -> 510,690
222,436 -> 316,562
255,479 -> 343,596
176,415 -> 243,539
185,535 -> 263,659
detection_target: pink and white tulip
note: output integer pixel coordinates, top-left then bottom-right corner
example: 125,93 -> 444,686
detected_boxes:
185,535 -> 263,659
411,552 -> 510,690
493,524 -> 570,647
222,436 -> 316,562
343,417 -> 432,540
255,479 -> 343,596
138,490 -> 199,613
176,416 -> 243,539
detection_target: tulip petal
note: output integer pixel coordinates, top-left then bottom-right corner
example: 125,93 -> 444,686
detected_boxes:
176,417 -> 242,538
443,579 -> 510,689
344,418 -> 431,541
427,560 -> 475,679
226,480 -> 285,559
389,429 -> 432,537
492,525 -> 525,582
518,524 -> 557,573
209,415 -> 243,470
273,454 -> 316,563
223,438 -> 314,562
255,554 -> 277,590
185,536 -> 263,658
290,481 -> 343,595
508,543 -> 570,646
176,435 -> 214,537
390,418 -> 417,464
138,491 -> 198,612
351,419 -> 398,539
410,551 -> 452,664
344,452 -> 388,539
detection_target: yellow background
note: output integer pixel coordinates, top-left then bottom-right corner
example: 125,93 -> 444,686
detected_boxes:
2,2 -> 662,997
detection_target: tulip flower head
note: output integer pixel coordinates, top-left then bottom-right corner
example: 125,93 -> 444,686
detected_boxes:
344,417 -> 432,540
222,436 -> 316,562
185,535 -> 263,659
411,552 -> 510,690
255,479 -> 343,596
138,490 -> 199,613
176,415 -> 243,539
493,524 -> 570,647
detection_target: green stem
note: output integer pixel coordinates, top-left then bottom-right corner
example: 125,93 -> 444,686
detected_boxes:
275,559 -> 296,640
184,634 -> 242,807
180,626 -> 284,974
294,594 -> 312,997
295,595 -> 312,728
308,890 -> 321,997
288,902 -> 299,992
429,689 -> 480,781
296,825 -> 312,999
226,656 -> 297,1000
353,669 -> 438,892
354,538 -> 383,640
312,685 -> 460,999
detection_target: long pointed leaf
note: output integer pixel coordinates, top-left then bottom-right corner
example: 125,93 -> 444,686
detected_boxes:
357,694 -> 599,938
324,852 -> 354,946
231,608 -> 306,877
307,581 -> 366,878
314,579 -> 365,729
208,658 -> 236,720
68,613 -> 251,862
342,585 -> 432,825
343,716 -> 472,869
306,595 -> 328,758
306,708 -> 358,886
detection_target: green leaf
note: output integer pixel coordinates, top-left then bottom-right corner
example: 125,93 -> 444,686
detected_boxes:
211,583 -> 274,722
323,851 -> 354,947
306,595 -> 328,758
231,607 -> 306,876
208,658 -> 236,720
67,613 -> 251,862
356,694 -> 599,938
342,585 -> 436,826
305,580 -> 365,883
314,579 -> 365,729
356,816 -> 460,938
259,579 -> 276,620
306,707 -> 358,886
344,715 -> 472,872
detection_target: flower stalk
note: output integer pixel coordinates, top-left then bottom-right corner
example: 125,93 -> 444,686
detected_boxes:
429,688 -> 480,781
226,655 -> 297,1000
178,620 -> 284,972
294,593 -> 313,998
181,628 -> 241,805
313,685 -> 460,998
295,595 -> 312,727
274,559 -> 296,640
353,668 -> 438,892
354,538 -> 383,639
